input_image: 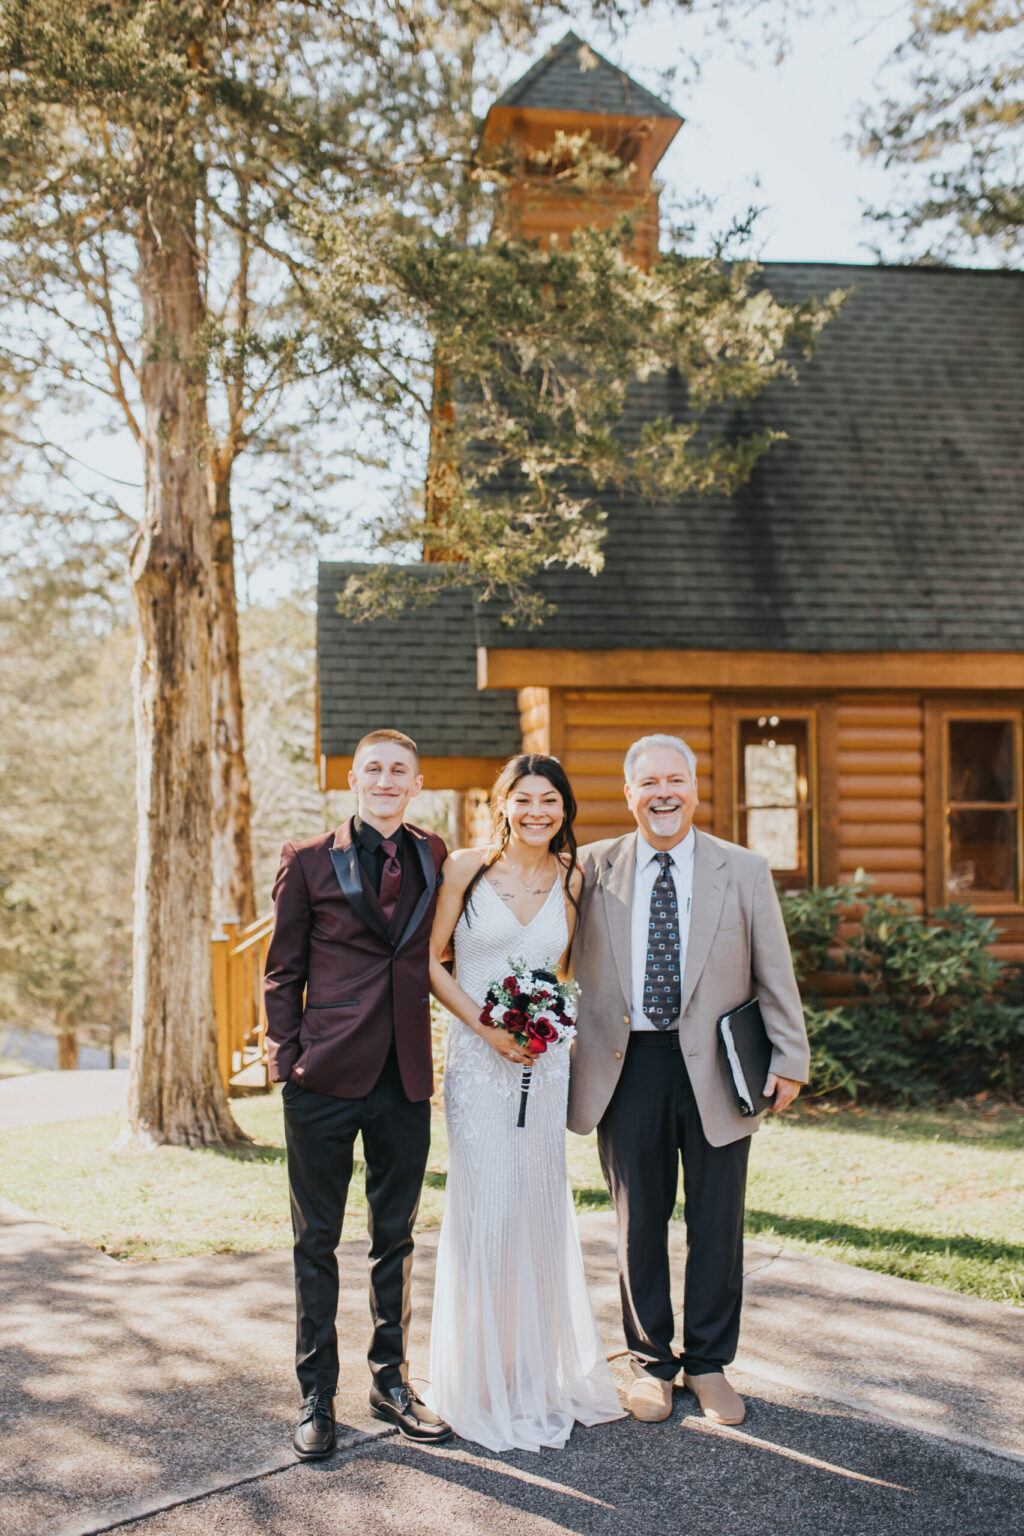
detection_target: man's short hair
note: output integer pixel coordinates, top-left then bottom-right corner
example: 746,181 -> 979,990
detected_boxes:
624,734 -> 697,783
353,728 -> 420,767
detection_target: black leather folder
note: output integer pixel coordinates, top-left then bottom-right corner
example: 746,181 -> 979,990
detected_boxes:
717,996 -> 774,1117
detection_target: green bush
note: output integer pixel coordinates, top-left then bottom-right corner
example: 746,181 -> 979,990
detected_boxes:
778,876 -> 1024,1103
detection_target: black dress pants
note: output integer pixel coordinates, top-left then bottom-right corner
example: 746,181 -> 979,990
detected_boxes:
282,1042 -> 431,1398
597,1031 -> 750,1381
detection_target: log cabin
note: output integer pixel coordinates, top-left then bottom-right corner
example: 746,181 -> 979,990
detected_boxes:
317,31 -> 1024,962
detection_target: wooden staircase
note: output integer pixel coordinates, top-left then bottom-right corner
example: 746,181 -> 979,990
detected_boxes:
211,913 -> 273,1094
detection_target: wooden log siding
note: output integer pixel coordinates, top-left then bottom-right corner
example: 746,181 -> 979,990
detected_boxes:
518,687 -> 551,755
836,700 -> 926,909
560,690 -> 713,843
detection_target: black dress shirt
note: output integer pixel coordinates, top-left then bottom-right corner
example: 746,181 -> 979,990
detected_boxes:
352,817 -> 407,897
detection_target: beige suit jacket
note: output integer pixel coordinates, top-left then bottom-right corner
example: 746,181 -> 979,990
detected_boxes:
569,828 -> 809,1147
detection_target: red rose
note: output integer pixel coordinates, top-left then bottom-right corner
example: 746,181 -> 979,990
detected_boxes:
527,1017 -> 558,1045
479,1003 -> 494,1025
502,976 -> 520,995
503,1008 -> 528,1031
527,1036 -> 548,1055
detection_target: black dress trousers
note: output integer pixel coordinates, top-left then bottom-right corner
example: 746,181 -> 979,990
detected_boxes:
282,1041 -> 430,1397
597,1032 -> 750,1381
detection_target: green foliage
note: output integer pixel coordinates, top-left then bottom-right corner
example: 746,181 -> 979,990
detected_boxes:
0,1 -> 842,627
326,219 -> 842,625
779,875 -> 1024,1102
862,0 -> 1024,263
0,574 -> 135,1054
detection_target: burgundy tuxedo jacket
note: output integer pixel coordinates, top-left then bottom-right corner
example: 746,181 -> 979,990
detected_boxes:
263,818 -> 447,1101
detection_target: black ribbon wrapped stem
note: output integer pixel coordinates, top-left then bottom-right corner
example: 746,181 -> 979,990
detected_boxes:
516,1066 -> 533,1128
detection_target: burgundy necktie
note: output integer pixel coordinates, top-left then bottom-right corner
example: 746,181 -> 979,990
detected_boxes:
379,838 -> 402,921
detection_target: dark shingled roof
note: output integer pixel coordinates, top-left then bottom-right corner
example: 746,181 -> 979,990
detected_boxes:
318,263 -> 1024,757
494,30 -> 679,120
317,563 -> 520,759
474,262 -> 1024,653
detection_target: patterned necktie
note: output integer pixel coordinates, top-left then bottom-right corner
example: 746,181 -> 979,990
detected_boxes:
643,851 -> 681,1030
379,838 -> 402,922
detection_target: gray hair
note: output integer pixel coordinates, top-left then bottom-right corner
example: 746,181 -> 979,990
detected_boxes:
624,734 -> 698,784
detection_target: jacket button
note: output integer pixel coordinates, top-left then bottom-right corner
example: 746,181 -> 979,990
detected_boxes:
614,1050 -> 622,1059
622,1014 -> 629,1025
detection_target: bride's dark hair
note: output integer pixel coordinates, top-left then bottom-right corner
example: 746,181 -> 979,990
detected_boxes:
460,754 -> 582,952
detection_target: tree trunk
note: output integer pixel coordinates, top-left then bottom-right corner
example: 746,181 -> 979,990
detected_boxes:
209,451 -> 257,927
56,1016 -> 79,1072
126,197 -> 242,1147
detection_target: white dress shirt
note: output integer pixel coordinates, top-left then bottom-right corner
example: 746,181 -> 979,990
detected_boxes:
630,828 -> 696,1032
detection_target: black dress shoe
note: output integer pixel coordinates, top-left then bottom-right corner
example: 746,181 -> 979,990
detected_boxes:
369,1382 -> 453,1443
293,1388 -> 336,1460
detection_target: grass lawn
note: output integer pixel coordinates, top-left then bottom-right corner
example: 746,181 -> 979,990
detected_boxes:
0,1094 -> 1020,1306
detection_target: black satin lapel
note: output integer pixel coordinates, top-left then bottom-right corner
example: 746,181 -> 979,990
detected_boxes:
330,845 -> 391,944
395,833 -> 437,952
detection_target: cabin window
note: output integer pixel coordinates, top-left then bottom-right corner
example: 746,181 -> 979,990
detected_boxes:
736,716 -> 814,888
945,716 -> 1022,904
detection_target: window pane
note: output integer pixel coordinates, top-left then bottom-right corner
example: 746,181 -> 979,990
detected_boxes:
744,742 -> 798,808
948,809 -> 1017,896
949,720 -> 1016,803
744,807 -> 800,871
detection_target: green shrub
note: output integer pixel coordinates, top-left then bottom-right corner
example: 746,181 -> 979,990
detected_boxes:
778,876 -> 1024,1103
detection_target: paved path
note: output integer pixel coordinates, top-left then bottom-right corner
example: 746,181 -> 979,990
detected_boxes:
1,1199 -> 1021,1536
0,1071 -> 128,1131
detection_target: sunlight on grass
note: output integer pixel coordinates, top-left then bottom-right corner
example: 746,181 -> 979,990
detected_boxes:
0,1093 -> 1020,1305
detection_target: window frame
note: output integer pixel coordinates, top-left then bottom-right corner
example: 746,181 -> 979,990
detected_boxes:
937,707 -> 1024,911
730,708 -> 819,889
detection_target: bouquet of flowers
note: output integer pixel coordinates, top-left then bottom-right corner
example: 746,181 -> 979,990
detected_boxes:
479,958 -> 579,1127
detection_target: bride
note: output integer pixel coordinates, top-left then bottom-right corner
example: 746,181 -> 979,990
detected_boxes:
427,753 -> 623,1452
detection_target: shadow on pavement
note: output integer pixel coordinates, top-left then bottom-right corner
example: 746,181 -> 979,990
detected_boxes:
2,1205 -> 1022,1536
111,1376 -> 1024,1536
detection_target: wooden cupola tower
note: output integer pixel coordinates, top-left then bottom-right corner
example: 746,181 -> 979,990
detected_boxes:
480,31 -> 682,270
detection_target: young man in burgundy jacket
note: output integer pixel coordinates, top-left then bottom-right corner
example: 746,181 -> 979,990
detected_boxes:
263,728 -> 452,1458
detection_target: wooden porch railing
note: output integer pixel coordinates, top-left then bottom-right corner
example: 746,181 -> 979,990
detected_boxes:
211,912 -> 274,1095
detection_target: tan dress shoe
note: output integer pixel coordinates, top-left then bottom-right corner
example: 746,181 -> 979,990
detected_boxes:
627,1372 -> 674,1423
683,1371 -> 745,1425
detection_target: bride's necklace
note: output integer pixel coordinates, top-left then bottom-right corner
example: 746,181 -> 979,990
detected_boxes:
503,857 -> 557,896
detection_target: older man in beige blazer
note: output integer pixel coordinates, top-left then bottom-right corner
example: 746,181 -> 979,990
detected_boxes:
571,734 -> 808,1427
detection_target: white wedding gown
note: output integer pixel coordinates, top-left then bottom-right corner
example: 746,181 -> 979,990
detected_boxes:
428,876 -> 624,1452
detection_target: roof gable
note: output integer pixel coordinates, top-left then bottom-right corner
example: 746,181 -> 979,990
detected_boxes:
494,30 -> 679,120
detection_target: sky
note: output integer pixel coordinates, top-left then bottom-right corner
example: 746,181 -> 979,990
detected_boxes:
564,0 -> 916,265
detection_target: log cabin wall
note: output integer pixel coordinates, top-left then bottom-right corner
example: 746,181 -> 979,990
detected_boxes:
556,689 -> 713,844
836,698 -> 924,908
509,684 -> 1024,965
517,687 -> 552,755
